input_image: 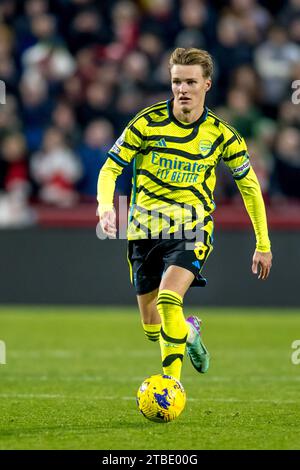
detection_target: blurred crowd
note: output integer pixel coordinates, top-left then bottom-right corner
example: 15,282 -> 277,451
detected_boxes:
0,0 -> 299,227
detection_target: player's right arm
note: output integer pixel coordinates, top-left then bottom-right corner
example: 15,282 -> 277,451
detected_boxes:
97,160 -> 121,238
97,121 -> 143,237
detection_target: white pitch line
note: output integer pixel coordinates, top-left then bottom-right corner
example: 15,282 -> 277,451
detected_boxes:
0,393 -> 298,404
9,350 -> 158,358
9,350 -> 287,359
2,375 -> 300,384
0,393 -> 67,399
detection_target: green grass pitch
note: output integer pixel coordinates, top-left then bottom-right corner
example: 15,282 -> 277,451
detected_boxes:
0,307 -> 300,450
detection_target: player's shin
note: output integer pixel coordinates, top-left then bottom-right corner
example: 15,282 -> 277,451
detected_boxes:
156,289 -> 188,380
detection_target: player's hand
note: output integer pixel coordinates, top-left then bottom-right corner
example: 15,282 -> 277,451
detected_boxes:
99,209 -> 117,238
252,250 -> 272,280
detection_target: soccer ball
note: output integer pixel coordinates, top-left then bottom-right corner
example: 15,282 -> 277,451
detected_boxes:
136,374 -> 186,423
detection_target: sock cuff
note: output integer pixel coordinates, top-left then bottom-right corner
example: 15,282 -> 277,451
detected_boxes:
157,289 -> 183,307
142,323 -> 161,333
142,323 -> 161,342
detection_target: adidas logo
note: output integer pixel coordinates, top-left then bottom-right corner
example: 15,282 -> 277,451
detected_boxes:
156,138 -> 167,147
192,260 -> 201,270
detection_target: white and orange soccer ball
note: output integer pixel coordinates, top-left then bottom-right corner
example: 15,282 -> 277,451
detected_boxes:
136,374 -> 186,423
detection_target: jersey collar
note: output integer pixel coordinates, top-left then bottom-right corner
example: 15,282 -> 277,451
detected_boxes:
167,99 -> 208,128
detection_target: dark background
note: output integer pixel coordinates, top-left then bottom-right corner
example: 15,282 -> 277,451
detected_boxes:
0,227 -> 298,306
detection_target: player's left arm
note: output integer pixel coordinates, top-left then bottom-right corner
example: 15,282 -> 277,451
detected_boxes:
222,133 -> 272,280
236,167 -> 272,280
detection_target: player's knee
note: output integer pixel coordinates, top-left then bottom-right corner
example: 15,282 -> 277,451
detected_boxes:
139,305 -> 158,324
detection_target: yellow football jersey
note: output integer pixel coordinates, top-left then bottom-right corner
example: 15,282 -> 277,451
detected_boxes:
98,99 -> 270,251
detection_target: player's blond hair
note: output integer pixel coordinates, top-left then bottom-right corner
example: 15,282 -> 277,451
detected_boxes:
169,48 -> 213,79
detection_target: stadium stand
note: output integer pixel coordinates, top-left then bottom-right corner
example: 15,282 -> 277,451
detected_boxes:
0,0 -> 299,228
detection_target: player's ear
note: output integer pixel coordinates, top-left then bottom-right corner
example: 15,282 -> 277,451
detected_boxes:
205,80 -> 212,91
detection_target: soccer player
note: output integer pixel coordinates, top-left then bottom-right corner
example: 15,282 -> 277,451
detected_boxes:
97,48 -> 272,382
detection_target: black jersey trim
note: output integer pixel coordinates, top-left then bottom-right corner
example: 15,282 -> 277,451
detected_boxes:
132,121 -> 199,144
136,187 -> 199,225
121,141 -> 140,151
108,151 -> 129,167
135,203 -> 176,224
139,142 -> 221,161
145,116 -> 172,127
223,134 -> 237,150
223,150 -> 247,162
130,125 -> 144,141
137,184 -> 195,213
136,169 -> 211,212
143,124 -> 200,143
130,215 -> 150,235
128,101 -> 166,122
207,111 -> 242,143
204,134 -> 224,158
167,99 -> 208,128
128,103 -> 167,129
201,166 -> 214,202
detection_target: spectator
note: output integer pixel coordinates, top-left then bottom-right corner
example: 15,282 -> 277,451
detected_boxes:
228,0 -> 271,39
224,87 -> 262,138
30,127 -> 82,207
246,139 -> 272,195
137,32 -> 164,70
77,119 -> 114,197
94,60 -> 120,89
21,14 -> 76,83
231,65 -> 262,103
77,81 -> 115,127
212,14 -> 254,102
75,48 -> 98,87
0,0 -> 298,214
288,16 -> 300,45
19,71 -> 52,151
278,0 -> 300,28
177,0 -> 216,48
51,101 -> 81,147
106,1 -> 140,61
277,100 -> 300,128
0,95 -> 22,140
114,87 -> 145,133
0,133 -> 29,196
254,25 -> 300,115
140,0 -> 177,47
67,7 -> 109,55
271,127 -> 300,199
120,51 -> 151,91
0,133 -> 33,227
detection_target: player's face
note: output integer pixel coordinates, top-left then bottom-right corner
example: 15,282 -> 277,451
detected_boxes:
171,64 -> 211,114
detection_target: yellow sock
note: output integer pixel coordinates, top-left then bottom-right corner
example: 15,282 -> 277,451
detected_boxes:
156,289 -> 188,380
142,322 -> 161,342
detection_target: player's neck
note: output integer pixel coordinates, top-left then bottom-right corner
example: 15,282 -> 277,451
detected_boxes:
172,103 -> 205,124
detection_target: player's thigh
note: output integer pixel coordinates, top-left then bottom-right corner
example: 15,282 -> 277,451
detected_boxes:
137,288 -> 160,324
159,265 -> 194,298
